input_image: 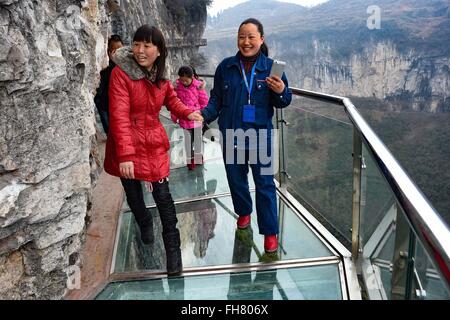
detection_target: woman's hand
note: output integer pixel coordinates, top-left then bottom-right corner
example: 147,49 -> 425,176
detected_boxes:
266,75 -> 285,94
188,111 -> 204,122
120,161 -> 135,179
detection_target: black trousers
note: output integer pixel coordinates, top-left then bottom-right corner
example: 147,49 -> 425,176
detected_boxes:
120,178 -> 178,234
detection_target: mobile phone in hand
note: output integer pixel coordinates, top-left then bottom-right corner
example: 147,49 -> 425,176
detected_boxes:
269,60 -> 286,78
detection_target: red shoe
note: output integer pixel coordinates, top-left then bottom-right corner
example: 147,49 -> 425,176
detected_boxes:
237,215 -> 251,229
187,158 -> 196,170
264,235 -> 278,253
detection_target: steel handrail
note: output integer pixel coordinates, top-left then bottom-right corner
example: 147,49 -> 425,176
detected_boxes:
290,86 -> 450,291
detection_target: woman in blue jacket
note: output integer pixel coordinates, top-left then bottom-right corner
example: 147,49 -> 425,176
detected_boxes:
201,18 -> 292,253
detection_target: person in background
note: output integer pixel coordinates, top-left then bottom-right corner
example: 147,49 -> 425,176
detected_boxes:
200,18 -> 292,254
94,35 -> 124,134
190,66 -> 215,142
104,25 -> 203,275
189,65 -> 215,143
171,65 -> 209,170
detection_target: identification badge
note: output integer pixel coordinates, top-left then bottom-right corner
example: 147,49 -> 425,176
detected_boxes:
243,104 -> 256,123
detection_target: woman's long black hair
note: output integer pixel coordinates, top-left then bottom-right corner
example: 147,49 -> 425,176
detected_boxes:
239,18 -> 269,57
133,25 -> 168,83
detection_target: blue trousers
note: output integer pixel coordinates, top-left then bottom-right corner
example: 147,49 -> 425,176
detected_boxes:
223,148 -> 278,235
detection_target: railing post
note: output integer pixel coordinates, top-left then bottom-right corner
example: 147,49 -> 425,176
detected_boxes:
391,208 -> 415,299
276,109 -> 281,185
352,129 -> 362,261
360,155 -> 367,250
277,109 -> 289,189
278,196 -> 286,258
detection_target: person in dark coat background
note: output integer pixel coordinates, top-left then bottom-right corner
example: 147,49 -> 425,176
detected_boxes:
94,34 -> 123,134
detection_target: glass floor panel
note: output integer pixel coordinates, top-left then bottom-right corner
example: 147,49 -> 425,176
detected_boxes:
97,264 -> 342,300
113,193 -> 334,273
122,139 -> 256,210
111,117 -> 346,300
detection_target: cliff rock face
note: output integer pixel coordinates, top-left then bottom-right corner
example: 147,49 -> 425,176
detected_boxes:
110,0 -> 207,77
0,0 -> 206,299
275,40 -> 450,112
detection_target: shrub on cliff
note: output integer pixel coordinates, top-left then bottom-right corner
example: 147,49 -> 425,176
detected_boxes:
164,0 -> 212,22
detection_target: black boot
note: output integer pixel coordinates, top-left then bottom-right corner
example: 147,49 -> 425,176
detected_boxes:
139,214 -> 154,245
162,229 -> 183,276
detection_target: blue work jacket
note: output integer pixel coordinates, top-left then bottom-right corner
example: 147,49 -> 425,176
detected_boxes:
202,52 -> 292,150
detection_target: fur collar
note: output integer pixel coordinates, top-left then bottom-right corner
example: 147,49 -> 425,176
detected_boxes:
112,46 -> 156,82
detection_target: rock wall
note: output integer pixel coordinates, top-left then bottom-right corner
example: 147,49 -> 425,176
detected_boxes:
275,40 -> 450,113
0,0 -> 206,299
110,0 -> 207,77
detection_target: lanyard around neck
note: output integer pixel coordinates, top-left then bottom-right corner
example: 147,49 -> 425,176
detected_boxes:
240,61 -> 257,104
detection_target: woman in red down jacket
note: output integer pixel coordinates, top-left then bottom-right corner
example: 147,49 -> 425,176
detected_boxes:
104,25 -> 203,276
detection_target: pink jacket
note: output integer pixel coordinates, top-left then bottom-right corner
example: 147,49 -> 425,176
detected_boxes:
172,78 -> 209,129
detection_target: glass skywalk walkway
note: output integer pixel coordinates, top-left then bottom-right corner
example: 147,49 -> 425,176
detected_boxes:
97,137 -> 349,300
95,85 -> 450,300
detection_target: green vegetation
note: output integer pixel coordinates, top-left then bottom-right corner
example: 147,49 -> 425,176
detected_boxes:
164,0 -> 212,22
356,101 -> 450,224
164,0 -> 212,36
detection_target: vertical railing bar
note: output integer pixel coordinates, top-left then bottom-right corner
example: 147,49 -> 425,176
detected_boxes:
405,232 -> 417,300
281,109 -> 288,186
391,206 -> 410,299
277,108 -> 288,188
352,130 -> 363,260
276,109 -> 282,186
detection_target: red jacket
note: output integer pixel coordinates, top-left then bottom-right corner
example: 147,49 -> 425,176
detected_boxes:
104,48 -> 192,182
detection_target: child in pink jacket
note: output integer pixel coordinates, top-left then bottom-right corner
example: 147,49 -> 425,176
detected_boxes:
172,66 -> 209,170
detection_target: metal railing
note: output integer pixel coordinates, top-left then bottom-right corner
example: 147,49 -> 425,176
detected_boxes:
197,74 -> 450,297
288,88 -> 450,297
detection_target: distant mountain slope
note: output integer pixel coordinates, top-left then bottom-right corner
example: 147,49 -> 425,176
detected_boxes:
207,0 -> 307,31
208,0 -> 450,32
201,0 -> 450,112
